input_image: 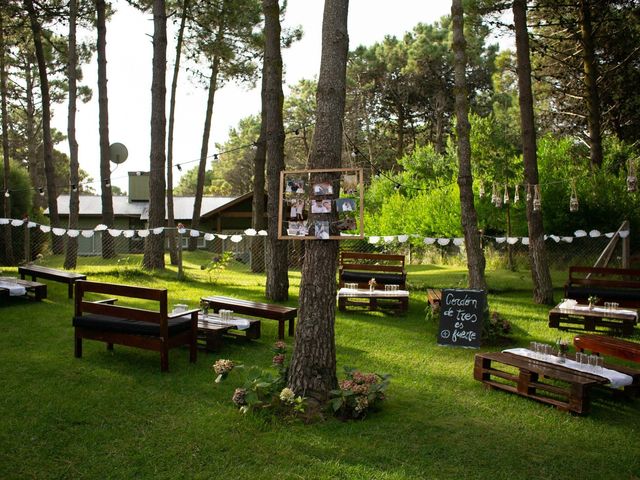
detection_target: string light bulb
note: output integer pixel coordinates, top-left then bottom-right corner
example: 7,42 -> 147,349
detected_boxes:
38,187 -> 44,196
176,164 -> 182,171
4,190 -> 9,198
105,179 -> 111,188
71,184 -> 78,192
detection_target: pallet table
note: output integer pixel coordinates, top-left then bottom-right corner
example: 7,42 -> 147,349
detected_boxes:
548,303 -> 637,336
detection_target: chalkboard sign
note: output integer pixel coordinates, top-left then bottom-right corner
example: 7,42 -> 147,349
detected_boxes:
437,288 -> 486,348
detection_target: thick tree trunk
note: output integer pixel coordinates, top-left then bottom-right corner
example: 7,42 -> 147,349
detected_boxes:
24,0 -> 62,254
451,0 -> 487,291
167,0 -> 190,265
288,0 -> 349,403
579,0 -> 603,169
97,0 -> 115,258
23,57 -> 42,211
143,0 -> 167,270
0,13 -> 14,265
190,57 -> 219,250
263,0 -> 288,301
513,0 -> 554,304
64,0 -> 79,269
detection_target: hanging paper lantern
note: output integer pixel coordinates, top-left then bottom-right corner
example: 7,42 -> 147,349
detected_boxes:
503,184 -> 510,205
491,183 -> 498,206
569,181 -> 579,212
513,184 -> 520,204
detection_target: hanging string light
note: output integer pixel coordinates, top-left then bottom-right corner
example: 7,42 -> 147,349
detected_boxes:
491,182 -> 498,205
503,184 -> 510,205
478,182 -> 485,199
38,187 -> 44,196
4,190 -> 9,198
513,184 -> 520,204
533,184 -> 542,212
569,180 -> 579,212
627,158 -> 638,192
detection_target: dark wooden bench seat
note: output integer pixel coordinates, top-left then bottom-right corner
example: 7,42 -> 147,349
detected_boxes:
574,334 -> 640,364
19,264 -> 87,299
564,266 -> 640,308
73,280 -> 197,372
339,251 -> 406,289
201,295 -> 297,340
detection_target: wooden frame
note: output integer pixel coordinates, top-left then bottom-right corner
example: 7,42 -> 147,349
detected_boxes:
277,168 -> 364,240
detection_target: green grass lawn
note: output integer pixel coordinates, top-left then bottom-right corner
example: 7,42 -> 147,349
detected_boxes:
0,260 -> 639,479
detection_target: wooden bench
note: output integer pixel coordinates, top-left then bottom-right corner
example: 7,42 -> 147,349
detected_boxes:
574,334 -> 640,364
197,313 -> 261,351
73,280 -> 198,372
201,295 -> 297,340
564,266 -> 640,308
19,264 -> 86,299
339,251 -> 406,289
474,351 -> 609,414
426,288 -> 442,309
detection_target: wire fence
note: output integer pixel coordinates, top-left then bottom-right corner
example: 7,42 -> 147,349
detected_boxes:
0,220 -> 628,285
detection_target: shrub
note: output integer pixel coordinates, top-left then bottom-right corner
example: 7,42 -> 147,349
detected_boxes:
329,366 -> 391,420
200,251 -> 234,283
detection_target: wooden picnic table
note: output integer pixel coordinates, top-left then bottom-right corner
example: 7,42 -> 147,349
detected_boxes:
197,313 -> 261,351
473,352 -> 640,414
337,287 -> 409,314
548,302 -> 637,336
0,277 -> 47,301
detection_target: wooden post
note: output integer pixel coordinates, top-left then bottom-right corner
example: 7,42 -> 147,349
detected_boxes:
177,230 -> 183,279
23,219 -> 30,263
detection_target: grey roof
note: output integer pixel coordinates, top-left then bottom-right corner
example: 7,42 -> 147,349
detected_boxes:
53,195 -> 237,221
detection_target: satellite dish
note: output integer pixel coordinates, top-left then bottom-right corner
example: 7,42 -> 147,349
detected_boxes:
109,142 -> 129,164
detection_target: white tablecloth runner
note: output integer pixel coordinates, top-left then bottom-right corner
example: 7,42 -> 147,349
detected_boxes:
557,300 -> 638,320
197,313 -> 250,330
0,280 -> 27,297
503,347 -> 633,388
337,288 -> 409,298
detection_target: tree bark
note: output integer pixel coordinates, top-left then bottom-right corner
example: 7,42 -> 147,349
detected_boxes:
288,0 -> 349,403
263,0 -> 288,301
24,0 -> 62,254
513,0 -> 554,304
0,12 -> 14,264
190,56 -> 220,250
167,0 -> 190,265
97,0 -> 115,258
143,0 -> 167,270
64,0 -> 79,269
579,0 -> 603,169
451,0 -> 487,291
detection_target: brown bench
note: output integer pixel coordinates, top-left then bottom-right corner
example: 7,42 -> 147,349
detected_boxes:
339,251 -> 406,289
574,334 -> 640,364
73,280 -> 198,372
564,266 -> 640,308
426,288 -> 442,309
201,295 -> 297,340
19,264 -> 86,299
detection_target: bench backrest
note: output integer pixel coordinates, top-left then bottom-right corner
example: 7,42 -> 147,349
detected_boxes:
568,266 -> 640,289
339,252 -> 405,274
75,280 -> 168,325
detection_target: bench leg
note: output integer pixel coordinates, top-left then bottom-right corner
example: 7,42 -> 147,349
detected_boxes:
277,321 -> 285,341
75,335 -> 82,358
68,283 -> 74,299
338,297 -> 346,311
288,318 -> 294,337
190,335 -> 197,364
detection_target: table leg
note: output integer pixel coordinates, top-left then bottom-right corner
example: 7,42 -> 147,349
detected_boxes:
277,321 -> 285,340
288,318 -> 294,337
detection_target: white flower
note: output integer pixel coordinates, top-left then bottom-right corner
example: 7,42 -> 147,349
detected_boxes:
279,387 -> 295,404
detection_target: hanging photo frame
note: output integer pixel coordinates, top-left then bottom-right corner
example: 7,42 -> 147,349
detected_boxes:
278,168 -> 364,240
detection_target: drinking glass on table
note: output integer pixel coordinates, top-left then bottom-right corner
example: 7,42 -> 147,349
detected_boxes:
596,356 -> 604,373
589,355 -> 598,370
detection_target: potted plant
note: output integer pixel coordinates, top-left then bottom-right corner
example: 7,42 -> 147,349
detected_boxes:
368,278 -> 377,292
588,295 -> 599,309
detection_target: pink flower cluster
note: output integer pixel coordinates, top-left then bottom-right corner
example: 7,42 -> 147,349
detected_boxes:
272,353 -> 285,366
213,359 -> 234,375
